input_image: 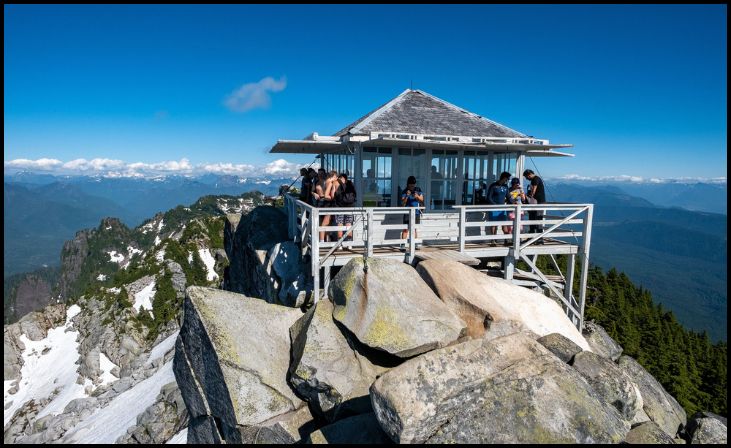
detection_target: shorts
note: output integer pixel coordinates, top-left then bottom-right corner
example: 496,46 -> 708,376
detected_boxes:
335,214 -> 353,226
489,211 -> 507,221
403,214 -> 421,225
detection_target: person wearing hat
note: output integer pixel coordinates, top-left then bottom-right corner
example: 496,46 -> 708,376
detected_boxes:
506,177 -> 526,235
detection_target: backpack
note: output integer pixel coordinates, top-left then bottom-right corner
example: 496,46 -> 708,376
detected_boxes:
340,181 -> 356,206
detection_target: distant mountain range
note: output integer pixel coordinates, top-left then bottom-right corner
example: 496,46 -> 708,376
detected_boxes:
3,173 -> 727,340
4,174 -> 294,277
549,182 -> 727,342
547,178 -> 727,214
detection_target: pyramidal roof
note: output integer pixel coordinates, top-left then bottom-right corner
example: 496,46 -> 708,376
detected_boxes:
334,89 -> 527,139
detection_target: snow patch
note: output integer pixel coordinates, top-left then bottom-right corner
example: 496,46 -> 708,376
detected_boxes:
61,362 -> 175,444
105,226 -> 112,230
98,353 -> 119,387
133,281 -> 156,317
166,428 -> 188,444
154,235 -> 162,246
106,287 -> 121,294
155,248 -> 166,262
198,249 -> 219,281
145,331 -> 179,366
4,305 -> 92,425
97,274 -> 107,281
187,251 -> 193,264
108,251 -> 124,264
127,245 -> 143,257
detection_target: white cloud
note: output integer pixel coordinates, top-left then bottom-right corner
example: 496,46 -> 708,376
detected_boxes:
224,76 -> 287,113
3,157 -> 310,179
200,163 -> 256,176
264,158 -> 300,176
4,158 -> 63,171
62,158 -> 126,171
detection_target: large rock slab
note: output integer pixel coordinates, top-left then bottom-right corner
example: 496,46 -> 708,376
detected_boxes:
173,286 -> 304,443
307,412 -> 391,444
329,258 -> 465,358
618,355 -> 686,438
686,414 -> 727,444
289,299 -> 388,421
370,331 -> 628,444
624,421 -> 676,444
537,332 -> 583,363
582,321 -> 623,361
572,351 -> 643,422
416,259 -> 590,349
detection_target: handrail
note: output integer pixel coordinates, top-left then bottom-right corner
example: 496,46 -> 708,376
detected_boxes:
284,193 -> 593,329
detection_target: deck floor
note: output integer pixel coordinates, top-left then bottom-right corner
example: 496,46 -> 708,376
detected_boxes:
319,238 -> 579,267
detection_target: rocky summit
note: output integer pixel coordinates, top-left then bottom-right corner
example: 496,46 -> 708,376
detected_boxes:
5,204 -> 724,445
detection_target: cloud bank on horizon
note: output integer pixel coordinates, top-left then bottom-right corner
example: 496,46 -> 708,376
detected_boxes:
4,157 -> 308,178
3,158 -> 727,184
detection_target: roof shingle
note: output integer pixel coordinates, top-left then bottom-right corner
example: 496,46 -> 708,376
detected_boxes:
334,89 -> 526,138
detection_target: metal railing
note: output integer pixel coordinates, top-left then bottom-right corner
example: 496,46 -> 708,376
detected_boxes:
284,194 -> 593,329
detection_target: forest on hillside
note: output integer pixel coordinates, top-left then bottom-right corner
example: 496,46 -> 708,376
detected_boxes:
583,266 -> 727,417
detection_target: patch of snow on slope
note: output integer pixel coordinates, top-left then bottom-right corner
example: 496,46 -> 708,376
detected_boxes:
155,248 -> 166,262
133,281 -> 156,317
127,245 -> 142,257
98,353 -> 119,387
166,427 -> 188,444
154,235 -> 162,246
108,251 -> 124,264
97,274 -> 107,281
187,251 -> 193,264
61,362 -> 175,444
106,287 -> 121,294
4,305 -> 93,425
198,249 -> 218,281
145,331 -> 179,366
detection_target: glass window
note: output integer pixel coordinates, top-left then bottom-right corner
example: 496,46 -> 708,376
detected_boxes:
429,150 -> 459,210
397,148 -> 426,202
463,151 -> 517,205
361,147 -> 392,207
322,152 -> 354,177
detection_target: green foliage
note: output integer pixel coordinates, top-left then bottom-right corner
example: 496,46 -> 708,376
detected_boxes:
204,217 -> 225,249
582,265 -> 728,417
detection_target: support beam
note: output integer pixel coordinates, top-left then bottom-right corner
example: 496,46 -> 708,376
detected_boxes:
578,205 -> 593,331
565,254 -> 576,306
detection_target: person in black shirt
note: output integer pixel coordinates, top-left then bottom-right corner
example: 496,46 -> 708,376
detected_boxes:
299,168 -> 312,204
523,169 -> 545,241
334,173 -> 357,240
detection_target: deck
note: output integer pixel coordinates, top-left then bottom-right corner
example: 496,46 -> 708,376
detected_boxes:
284,195 -> 593,329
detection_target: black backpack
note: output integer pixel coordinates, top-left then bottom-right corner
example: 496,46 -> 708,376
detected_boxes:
339,182 -> 356,206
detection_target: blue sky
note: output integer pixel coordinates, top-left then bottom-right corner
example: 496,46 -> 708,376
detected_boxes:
4,4 -> 727,178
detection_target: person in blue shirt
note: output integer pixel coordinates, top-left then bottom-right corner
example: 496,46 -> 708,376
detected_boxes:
400,176 -> 424,245
486,171 -> 512,240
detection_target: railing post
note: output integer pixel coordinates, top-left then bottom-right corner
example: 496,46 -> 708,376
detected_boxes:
505,204 -> 520,281
366,208 -> 374,258
409,208 -> 416,262
565,253 -> 576,308
578,205 -> 593,331
458,207 -> 466,253
311,207 -> 320,304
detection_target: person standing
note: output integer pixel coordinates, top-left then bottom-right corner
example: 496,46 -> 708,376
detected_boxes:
400,176 -> 424,248
523,169 -> 546,241
486,171 -> 512,241
299,168 -> 312,204
334,173 -> 357,241
506,177 -> 526,235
